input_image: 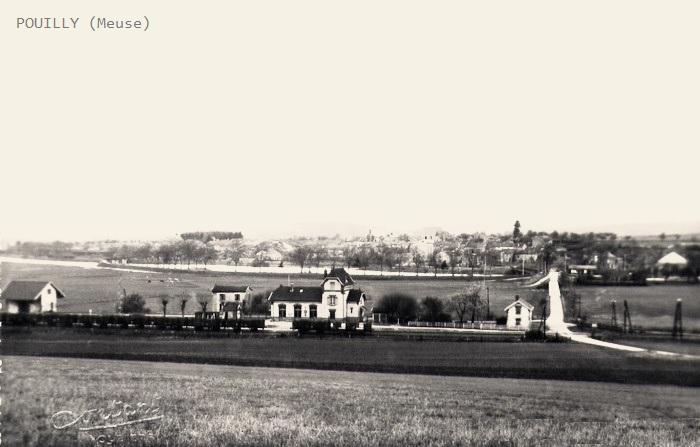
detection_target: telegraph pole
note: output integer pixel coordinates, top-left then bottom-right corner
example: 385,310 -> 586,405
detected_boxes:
486,286 -> 490,320
611,299 -> 618,328
672,298 -> 683,340
623,300 -> 632,334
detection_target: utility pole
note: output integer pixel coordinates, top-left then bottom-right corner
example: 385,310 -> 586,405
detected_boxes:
623,300 -> 632,334
611,299 -> 618,328
542,294 -> 548,339
522,258 -> 525,276
672,298 -> 683,340
486,286 -> 490,320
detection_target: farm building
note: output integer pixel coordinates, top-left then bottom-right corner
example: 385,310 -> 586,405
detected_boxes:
504,295 -> 533,329
1,280 -> 65,314
210,285 -> 252,315
656,251 -> 688,267
268,268 -> 366,322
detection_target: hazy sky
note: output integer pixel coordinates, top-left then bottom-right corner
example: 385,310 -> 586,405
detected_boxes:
2,1 -> 698,241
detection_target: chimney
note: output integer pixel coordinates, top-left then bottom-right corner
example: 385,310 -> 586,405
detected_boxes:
515,295 -> 520,301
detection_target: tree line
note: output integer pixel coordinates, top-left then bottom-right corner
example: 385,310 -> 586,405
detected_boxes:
373,284 -> 487,324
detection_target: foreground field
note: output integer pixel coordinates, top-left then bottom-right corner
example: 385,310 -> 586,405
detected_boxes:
4,329 -> 700,385
2,261 -> 699,330
3,356 -> 699,447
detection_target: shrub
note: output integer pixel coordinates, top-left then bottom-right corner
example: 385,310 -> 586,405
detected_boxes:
121,293 -> 150,314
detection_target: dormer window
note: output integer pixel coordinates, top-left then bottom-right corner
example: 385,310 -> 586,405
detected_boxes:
329,281 -> 336,288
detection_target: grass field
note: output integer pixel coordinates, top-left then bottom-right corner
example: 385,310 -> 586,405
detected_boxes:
3,356 -> 699,446
2,261 -> 699,330
4,329 -> 699,385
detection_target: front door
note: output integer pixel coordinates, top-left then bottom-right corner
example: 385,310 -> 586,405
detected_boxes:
329,309 -> 336,320
17,302 -> 31,313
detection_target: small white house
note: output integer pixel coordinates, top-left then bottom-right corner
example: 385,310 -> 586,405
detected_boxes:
1,280 -> 65,313
210,285 -> 252,313
269,268 -> 366,321
504,295 -> 534,329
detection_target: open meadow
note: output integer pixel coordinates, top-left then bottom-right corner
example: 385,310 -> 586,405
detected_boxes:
3,356 -> 699,447
2,261 -> 699,330
4,329 -> 699,385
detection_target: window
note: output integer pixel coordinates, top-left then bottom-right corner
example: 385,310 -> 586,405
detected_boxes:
328,295 -> 337,306
329,281 -> 336,288
47,289 -> 52,294
278,304 -> 287,318
515,318 -> 521,326
515,305 -> 521,315
329,309 -> 336,320
235,294 -> 240,301
309,305 -> 317,318
219,293 -> 225,300
349,306 -> 354,315
294,304 -> 302,318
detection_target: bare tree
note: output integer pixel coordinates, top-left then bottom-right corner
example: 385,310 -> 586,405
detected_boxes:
290,246 -> 312,273
411,246 -> 424,275
196,292 -> 210,313
201,243 -> 218,269
449,285 -> 482,324
158,294 -> 169,317
311,242 -> 327,267
224,240 -> 246,269
444,242 -> 462,276
178,294 -> 189,317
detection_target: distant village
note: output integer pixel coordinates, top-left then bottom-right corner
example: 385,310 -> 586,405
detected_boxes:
2,223 -> 699,283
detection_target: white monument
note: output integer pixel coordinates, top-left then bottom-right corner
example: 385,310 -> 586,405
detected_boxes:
528,268 -> 571,336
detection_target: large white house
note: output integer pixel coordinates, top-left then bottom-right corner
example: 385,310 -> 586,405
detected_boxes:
504,295 -> 534,329
269,268 -> 366,321
1,280 -> 65,313
210,284 -> 252,314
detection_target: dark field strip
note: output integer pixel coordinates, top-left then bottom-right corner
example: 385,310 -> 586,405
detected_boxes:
3,330 -> 699,386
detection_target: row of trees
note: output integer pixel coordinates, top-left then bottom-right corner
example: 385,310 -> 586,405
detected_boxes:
180,231 -> 243,243
111,240 -> 226,269
373,285 -> 486,324
119,291 -> 271,316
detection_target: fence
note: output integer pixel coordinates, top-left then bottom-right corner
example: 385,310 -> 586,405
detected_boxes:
0,312 -> 265,332
291,317 -> 372,334
406,321 -> 500,330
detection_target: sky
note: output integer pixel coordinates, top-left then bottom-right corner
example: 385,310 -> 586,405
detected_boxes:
1,1 -> 699,242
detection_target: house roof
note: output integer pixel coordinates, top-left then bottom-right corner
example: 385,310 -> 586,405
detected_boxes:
656,251 -> 688,266
1,281 -> 65,301
347,289 -> 364,303
326,267 -> 354,286
504,298 -> 534,311
269,286 -> 323,303
211,284 -> 250,293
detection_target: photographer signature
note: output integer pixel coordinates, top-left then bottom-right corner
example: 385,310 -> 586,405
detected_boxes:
51,399 -> 162,432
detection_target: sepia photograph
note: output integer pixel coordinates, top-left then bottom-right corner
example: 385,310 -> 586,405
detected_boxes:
1,1 -> 699,446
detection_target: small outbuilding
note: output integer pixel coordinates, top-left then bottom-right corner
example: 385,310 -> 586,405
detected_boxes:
210,284 -> 252,313
504,295 -> 533,329
1,280 -> 65,313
